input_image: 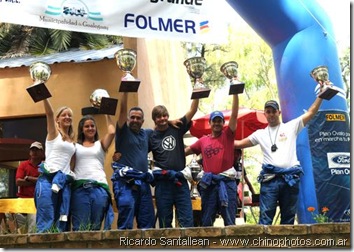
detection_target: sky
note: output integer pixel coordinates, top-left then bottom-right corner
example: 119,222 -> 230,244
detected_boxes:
220,0 -> 350,52
316,0 -> 351,51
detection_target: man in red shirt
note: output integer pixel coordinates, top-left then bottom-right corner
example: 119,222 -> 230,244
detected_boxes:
15,141 -> 44,232
185,94 -> 239,226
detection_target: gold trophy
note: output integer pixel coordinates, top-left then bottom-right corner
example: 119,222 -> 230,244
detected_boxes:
220,61 -> 245,94
310,66 -> 339,100
184,56 -> 211,99
82,89 -> 118,115
114,48 -> 140,92
189,156 -> 202,199
27,62 -> 52,102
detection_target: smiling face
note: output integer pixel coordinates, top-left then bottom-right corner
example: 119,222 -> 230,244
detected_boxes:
128,109 -> 144,133
82,119 -> 97,140
209,117 -> 225,135
56,108 -> 73,130
77,115 -> 98,144
152,105 -> 169,131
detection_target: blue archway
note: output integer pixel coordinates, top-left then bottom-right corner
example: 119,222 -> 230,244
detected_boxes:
227,0 -> 350,223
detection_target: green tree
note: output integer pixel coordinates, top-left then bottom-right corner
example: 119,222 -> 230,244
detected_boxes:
0,24 -> 122,58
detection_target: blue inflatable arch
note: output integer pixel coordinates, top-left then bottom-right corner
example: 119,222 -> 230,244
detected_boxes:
226,0 -> 350,223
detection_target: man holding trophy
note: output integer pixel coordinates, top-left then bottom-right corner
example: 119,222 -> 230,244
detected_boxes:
110,48 -> 155,229
185,92 -> 239,227
149,98 -> 199,228
111,91 -> 156,230
233,68 -> 326,225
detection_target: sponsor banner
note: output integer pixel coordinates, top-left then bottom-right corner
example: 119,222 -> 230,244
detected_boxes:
0,0 -> 229,44
326,152 -> 350,169
307,110 -> 351,222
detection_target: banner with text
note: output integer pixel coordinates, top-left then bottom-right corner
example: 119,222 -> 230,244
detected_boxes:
307,110 -> 350,222
0,0 -> 229,44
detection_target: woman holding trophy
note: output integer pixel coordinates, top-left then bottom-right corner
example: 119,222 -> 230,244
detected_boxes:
35,99 -> 76,232
70,112 -> 115,231
32,62 -> 76,233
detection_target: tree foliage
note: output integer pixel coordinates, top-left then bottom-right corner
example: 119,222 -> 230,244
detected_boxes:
0,24 -> 122,58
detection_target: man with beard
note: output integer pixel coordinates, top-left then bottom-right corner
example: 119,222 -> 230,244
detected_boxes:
111,92 -> 155,229
185,94 -> 239,227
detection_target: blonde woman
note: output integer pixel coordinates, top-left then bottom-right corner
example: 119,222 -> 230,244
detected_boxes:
34,98 -> 75,233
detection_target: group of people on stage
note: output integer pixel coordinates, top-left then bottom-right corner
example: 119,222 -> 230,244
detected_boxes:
15,77 -> 326,233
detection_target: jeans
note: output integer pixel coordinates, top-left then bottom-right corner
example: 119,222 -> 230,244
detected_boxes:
199,179 -> 237,226
259,176 -> 300,225
71,186 -> 110,231
35,176 -> 71,233
113,179 -> 155,229
155,180 -> 193,228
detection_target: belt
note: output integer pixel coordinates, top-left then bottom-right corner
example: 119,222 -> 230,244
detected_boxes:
82,181 -> 99,188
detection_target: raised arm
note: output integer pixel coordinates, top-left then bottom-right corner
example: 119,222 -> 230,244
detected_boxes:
185,99 -> 199,123
100,114 -> 116,151
117,92 -> 128,129
301,96 -> 323,126
43,98 -> 58,141
228,94 -> 239,132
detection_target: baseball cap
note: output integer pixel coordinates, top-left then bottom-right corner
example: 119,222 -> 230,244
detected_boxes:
210,111 -> 224,121
264,100 -> 280,110
30,141 -> 43,150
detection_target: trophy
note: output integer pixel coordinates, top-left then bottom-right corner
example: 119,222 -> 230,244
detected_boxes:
27,62 -> 52,102
114,48 -> 140,92
220,61 -> 245,94
188,156 -> 202,199
310,66 -> 339,100
82,89 -> 118,115
184,57 -> 211,99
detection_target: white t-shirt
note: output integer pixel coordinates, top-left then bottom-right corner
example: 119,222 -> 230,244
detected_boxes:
45,134 -> 75,174
74,141 -> 108,185
248,117 -> 304,168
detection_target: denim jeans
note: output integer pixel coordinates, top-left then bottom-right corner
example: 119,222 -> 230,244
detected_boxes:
199,179 -> 237,227
35,176 -> 70,233
71,186 -> 110,231
113,179 -> 155,229
259,176 -> 300,225
155,179 -> 193,228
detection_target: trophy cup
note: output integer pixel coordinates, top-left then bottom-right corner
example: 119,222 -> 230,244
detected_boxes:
310,65 -> 339,100
27,62 -> 52,102
184,57 -> 211,99
189,156 -> 202,199
82,89 -> 118,115
220,61 -> 245,94
114,48 -> 140,92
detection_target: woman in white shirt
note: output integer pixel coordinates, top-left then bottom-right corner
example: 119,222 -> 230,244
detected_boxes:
35,98 -> 76,233
70,114 -> 115,231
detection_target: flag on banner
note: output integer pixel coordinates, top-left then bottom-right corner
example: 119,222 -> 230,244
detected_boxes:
0,0 -> 229,44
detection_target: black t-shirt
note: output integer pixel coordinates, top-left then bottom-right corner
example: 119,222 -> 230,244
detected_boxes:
149,116 -> 190,171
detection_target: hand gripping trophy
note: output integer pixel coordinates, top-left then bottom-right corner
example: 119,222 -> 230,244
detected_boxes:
310,65 -> 339,100
88,89 -> 118,115
188,156 -> 202,199
27,62 -> 52,102
220,61 -> 245,94
114,48 -> 140,92
184,56 -> 211,99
